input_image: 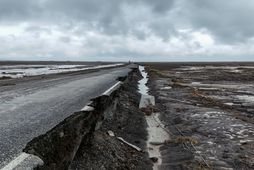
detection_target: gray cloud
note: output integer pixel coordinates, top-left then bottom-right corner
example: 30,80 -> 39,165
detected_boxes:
0,0 -> 176,37
0,0 -> 42,22
183,0 -> 254,43
0,0 -> 254,61
0,0 -> 253,43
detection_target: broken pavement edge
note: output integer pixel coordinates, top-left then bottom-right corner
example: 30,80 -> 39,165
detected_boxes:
22,64 -> 139,170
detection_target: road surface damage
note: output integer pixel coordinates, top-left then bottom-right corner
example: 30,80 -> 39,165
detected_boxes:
3,62 -> 253,170
21,66 -> 153,170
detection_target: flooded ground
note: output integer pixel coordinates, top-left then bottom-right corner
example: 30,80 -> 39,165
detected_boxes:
0,63 -> 123,79
144,62 -> 254,170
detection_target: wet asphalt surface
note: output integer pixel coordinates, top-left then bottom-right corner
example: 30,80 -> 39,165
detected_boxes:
0,65 -> 131,168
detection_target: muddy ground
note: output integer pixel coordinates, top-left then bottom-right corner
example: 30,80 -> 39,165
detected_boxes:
69,68 -> 152,170
144,62 -> 254,170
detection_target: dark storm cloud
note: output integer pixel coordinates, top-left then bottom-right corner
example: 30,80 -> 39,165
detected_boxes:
183,0 -> 254,43
43,0 -> 177,37
0,0 -> 41,21
0,0 -> 176,38
0,0 -> 254,61
0,0 -> 253,44
136,0 -> 175,13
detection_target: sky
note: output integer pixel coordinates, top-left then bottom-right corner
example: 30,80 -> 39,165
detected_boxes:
0,0 -> 254,61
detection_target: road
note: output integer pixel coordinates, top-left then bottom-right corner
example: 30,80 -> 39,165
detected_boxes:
0,65 -> 132,168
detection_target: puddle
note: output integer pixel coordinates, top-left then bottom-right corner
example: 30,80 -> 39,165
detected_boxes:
138,66 -> 149,95
138,66 -> 170,170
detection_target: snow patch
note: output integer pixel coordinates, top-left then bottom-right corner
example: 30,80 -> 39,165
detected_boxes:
236,95 -> 254,104
161,86 -> 172,90
0,64 -> 124,79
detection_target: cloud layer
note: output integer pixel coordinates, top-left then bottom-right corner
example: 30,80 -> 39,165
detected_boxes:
0,0 -> 253,61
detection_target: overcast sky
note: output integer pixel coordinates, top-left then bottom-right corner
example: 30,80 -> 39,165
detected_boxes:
0,0 -> 254,61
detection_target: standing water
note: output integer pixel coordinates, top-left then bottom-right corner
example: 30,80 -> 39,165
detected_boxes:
138,66 -> 170,170
138,66 -> 149,94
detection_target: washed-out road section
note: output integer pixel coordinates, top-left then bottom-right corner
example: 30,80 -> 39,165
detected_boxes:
0,65 -> 131,168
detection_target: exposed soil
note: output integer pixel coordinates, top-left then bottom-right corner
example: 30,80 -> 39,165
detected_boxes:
144,62 -> 254,170
69,68 -> 152,170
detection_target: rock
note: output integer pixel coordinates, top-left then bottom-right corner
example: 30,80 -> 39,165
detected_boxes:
59,132 -> 64,138
107,130 -> 115,137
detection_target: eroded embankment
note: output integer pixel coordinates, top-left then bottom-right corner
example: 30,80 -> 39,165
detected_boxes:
22,66 -> 152,170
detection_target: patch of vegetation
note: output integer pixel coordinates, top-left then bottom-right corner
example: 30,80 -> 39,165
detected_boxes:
166,136 -> 198,145
191,88 -> 228,108
196,160 -> 212,170
175,136 -> 199,145
140,104 -> 158,116
148,68 -> 169,78
171,78 -> 187,88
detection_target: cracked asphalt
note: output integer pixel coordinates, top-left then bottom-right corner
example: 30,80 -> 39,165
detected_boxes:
0,65 -> 131,168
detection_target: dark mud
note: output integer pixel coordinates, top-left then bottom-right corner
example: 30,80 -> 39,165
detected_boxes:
144,62 -> 254,170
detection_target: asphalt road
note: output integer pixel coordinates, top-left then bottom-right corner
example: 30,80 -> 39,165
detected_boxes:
0,65 -> 132,168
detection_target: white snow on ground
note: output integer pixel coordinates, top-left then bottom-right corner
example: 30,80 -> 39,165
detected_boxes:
0,64 -> 124,79
224,102 -> 234,106
236,95 -> 254,104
